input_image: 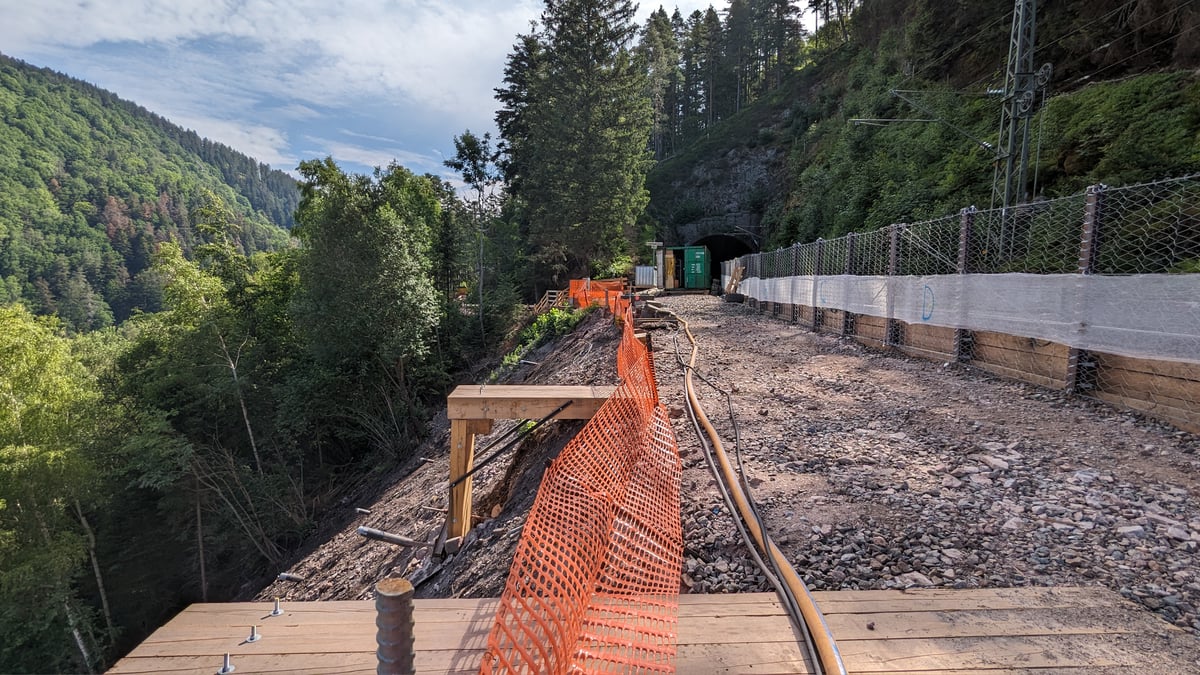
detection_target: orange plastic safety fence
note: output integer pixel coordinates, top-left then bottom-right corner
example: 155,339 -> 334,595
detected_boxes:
568,279 -> 630,316
480,295 -> 682,674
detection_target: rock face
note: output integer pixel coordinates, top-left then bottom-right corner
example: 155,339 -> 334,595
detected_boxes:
653,295 -> 1200,636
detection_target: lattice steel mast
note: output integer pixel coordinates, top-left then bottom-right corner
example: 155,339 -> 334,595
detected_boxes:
992,0 -> 1050,211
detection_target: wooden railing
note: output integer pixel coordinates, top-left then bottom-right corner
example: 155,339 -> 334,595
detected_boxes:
531,289 -> 568,315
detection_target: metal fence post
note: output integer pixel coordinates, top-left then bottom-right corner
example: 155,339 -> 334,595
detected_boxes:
811,238 -> 824,330
954,207 -> 976,362
1066,185 -> 1105,392
790,245 -> 800,322
885,224 -> 904,347
376,578 -> 416,675
842,233 -> 856,337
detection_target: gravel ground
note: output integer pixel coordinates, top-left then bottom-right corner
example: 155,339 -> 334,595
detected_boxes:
648,294 -> 1200,636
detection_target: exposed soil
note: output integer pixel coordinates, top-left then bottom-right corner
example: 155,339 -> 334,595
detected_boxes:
253,310 -> 620,603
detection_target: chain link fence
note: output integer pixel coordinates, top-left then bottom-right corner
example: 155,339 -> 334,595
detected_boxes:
724,174 -> 1200,433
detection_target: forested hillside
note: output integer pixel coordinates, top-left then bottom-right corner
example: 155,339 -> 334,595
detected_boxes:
0,54 -> 299,330
643,0 -> 1200,247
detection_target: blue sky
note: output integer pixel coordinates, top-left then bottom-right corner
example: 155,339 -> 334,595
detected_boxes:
1,1 -> 717,182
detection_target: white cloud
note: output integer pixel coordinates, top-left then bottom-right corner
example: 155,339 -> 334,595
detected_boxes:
174,114 -> 298,171
303,136 -> 444,175
0,0 -> 738,179
1,0 -> 541,128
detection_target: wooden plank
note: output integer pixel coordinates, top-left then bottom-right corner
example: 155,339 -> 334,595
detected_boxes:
837,634 -> 1140,672
109,651 -> 481,674
1094,373 -> 1199,413
972,359 -> 1069,390
676,641 -> 811,674
904,323 -> 958,354
854,314 -> 887,342
446,385 -> 615,420
819,308 -> 847,335
1094,357 -> 1200,404
1092,391 -> 1200,433
972,331 -> 1071,359
110,643 -> 814,675
811,587 -> 1122,614
448,419 -> 479,539
1094,352 -> 1200,382
826,608 -> 1142,641
114,588 -> 1193,675
971,342 -> 1069,384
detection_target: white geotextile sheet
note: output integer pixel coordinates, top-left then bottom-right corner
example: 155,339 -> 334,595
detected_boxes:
737,273 -> 1200,365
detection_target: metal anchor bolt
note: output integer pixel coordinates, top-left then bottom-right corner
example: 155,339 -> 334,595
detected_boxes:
218,652 -> 235,674
271,598 -> 283,616
246,624 -> 260,643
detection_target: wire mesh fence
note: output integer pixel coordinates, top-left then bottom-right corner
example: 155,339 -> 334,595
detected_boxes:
724,174 -> 1200,433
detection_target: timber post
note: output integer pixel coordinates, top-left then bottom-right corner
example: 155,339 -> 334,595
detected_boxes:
448,418 -> 492,540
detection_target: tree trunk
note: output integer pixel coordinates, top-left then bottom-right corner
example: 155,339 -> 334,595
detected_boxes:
195,484 -> 208,601
63,600 -> 95,674
33,504 -> 96,673
73,501 -> 115,639
216,332 -> 262,474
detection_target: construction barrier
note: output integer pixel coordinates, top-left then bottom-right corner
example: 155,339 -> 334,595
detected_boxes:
568,278 -> 630,316
481,291 -> 682,673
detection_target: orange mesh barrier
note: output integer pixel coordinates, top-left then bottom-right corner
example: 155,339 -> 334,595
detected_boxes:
481,295 -> 682,674
568,278 -> 630,316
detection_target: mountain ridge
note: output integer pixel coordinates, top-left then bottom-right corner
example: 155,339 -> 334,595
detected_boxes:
0,52 -> 300,330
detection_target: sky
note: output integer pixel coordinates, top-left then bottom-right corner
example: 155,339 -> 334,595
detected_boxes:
1,0 -> 719,182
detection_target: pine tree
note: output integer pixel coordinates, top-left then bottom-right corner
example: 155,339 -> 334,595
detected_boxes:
638,8 -> 682,160
496,0 -> 653,283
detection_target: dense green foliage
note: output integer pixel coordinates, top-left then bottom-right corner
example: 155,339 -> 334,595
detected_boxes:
499,306 -> 591,371
0,53 -> 298,331
644,0 -> 1200,247
0,163 -> 506,672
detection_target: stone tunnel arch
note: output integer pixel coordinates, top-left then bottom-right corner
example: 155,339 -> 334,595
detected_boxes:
690,233 -> 755,288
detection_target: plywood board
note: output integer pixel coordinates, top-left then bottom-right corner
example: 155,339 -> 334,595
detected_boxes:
1094,357 -> 1200,405
903,323 -> 957,355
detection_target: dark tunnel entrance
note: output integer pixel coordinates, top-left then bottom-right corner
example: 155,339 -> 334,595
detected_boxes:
690,233 -> 755,288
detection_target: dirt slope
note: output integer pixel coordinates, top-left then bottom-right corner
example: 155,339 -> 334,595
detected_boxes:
254,310 -> 620,603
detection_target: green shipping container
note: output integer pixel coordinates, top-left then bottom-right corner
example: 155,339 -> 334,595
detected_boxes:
684,246 -> 710,289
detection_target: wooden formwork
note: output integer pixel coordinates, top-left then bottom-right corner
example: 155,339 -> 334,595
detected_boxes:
776,304 -> 1198,433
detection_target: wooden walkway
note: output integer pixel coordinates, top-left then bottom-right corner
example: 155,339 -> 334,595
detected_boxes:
110,586 -> 1199,674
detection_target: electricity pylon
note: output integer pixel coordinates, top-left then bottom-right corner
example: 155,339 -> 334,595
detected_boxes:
992,0 -> 1051,212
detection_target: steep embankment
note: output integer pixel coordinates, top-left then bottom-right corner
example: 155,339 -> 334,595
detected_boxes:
0,53 -> 298,329
254,311 -> 622,602
647,0 -> 1200,248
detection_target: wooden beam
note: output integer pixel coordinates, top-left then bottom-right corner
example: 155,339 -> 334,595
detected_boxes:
446,385 -> 615,421
445,385 -> 614,540
448,418 -> 492,540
